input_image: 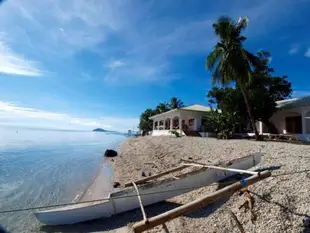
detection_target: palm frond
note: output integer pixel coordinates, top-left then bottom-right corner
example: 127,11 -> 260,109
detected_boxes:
206,44 -> 224,70
207,15 -> 256,86
211,54 -> 235,86
238,36 -> 247,42
236,17 -> 249,32
212,17 -> 234,42
244,50 -> 260,68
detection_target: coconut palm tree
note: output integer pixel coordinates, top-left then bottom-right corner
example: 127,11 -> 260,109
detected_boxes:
155,103 -> 170,114
206,16 -> 260,140
169,97 -> 184,109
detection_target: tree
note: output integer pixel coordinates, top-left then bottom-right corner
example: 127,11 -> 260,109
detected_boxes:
246,51 -> 292,133
169,97 -> 184,109
207,51 -> 292,134
206,16 -> 260,140
139,109 -> 156,135
207,87 -> 248,128
138,97 -> 185,135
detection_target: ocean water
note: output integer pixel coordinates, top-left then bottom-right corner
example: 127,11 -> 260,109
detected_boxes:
0,127 -> 127,233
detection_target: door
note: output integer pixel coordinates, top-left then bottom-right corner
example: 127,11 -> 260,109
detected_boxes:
285,116 -> 302,134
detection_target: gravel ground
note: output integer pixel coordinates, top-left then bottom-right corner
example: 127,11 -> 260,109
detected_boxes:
110,136 -> 310,233
44,136 -> 310,233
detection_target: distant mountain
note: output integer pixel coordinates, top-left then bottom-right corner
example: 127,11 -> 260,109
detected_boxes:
93,128 -> 108,132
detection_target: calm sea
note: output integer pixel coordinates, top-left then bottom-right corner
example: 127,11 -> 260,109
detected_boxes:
0,127 -> 127,233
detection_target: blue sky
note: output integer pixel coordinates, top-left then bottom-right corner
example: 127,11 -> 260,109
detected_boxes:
0,0 -> 310,131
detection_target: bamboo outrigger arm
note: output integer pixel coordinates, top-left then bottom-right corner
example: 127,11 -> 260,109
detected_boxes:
181,163 -> 259,176
132,182 -> 148,223
132,170 -> 271,233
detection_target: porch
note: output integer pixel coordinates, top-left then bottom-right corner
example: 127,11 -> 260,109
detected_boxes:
149,105 -> 211,137
260,106 -> 310,141
152,114 -> 201,136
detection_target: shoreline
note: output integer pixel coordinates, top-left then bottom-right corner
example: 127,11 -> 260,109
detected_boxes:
73,162 -> 103,202
73,143 -> 123,203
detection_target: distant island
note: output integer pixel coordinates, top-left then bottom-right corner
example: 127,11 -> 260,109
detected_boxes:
93,128 -> 108,132
93,128 -> 129,136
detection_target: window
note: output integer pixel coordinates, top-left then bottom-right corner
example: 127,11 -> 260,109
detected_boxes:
285,116 -> 302,134
188,119 -> 195,126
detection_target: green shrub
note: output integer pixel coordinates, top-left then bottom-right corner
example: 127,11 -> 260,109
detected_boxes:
169,130 -> 181,137
206,108 -> 240,139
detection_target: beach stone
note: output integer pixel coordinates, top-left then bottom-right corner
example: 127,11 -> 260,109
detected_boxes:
104,149 -> 118,157
141,171 -> 151,177
113,182 -> 120,188
0,225 -> 9,233
113,136 -> 310,232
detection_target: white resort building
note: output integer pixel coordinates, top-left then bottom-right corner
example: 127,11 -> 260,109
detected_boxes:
149,104 -> 214,137
149,96 -> 310,141
266,96 -> 310,141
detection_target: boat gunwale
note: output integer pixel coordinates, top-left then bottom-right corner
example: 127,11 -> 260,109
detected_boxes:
111,152 -> 261,198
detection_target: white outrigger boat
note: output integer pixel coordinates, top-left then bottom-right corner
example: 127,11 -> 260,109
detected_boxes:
35,151 -> 261,225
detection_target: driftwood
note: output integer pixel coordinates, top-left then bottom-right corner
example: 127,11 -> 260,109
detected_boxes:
125,165 -> 189,187
133,171 -> 271,233
228,209 -> 246,233
239,189 -> 257,223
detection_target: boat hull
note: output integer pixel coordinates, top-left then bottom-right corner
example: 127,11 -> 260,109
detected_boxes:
35,152 -> 261,225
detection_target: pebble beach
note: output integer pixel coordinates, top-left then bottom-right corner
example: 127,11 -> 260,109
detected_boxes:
112,136 -> 310,233
48,136 -> 310,233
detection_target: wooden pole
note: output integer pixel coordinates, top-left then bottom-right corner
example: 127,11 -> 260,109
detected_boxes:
132,182 -> 148,223
133,171 -> 271,233
125,165 -> 190,187
181,163 -> 258,176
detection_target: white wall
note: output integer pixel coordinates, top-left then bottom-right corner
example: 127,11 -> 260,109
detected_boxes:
151,130 -> 184,136
180,110 -> 206,131
268,106 -> 310,135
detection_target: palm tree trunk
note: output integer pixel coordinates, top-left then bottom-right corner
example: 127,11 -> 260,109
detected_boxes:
238,83 -> 260,140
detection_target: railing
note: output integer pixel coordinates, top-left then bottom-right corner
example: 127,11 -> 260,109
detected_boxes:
154,124 -> 189,131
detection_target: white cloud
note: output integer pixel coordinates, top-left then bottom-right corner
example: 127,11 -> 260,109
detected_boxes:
106,60 -> 125,69
104,61 -> 173,84
304,47 -> 310,57
0,39 -> 43,76
0,0 -> 128,55
0,101 -> 138,132
0,0 -> 306,84
289,45 -> 299,54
